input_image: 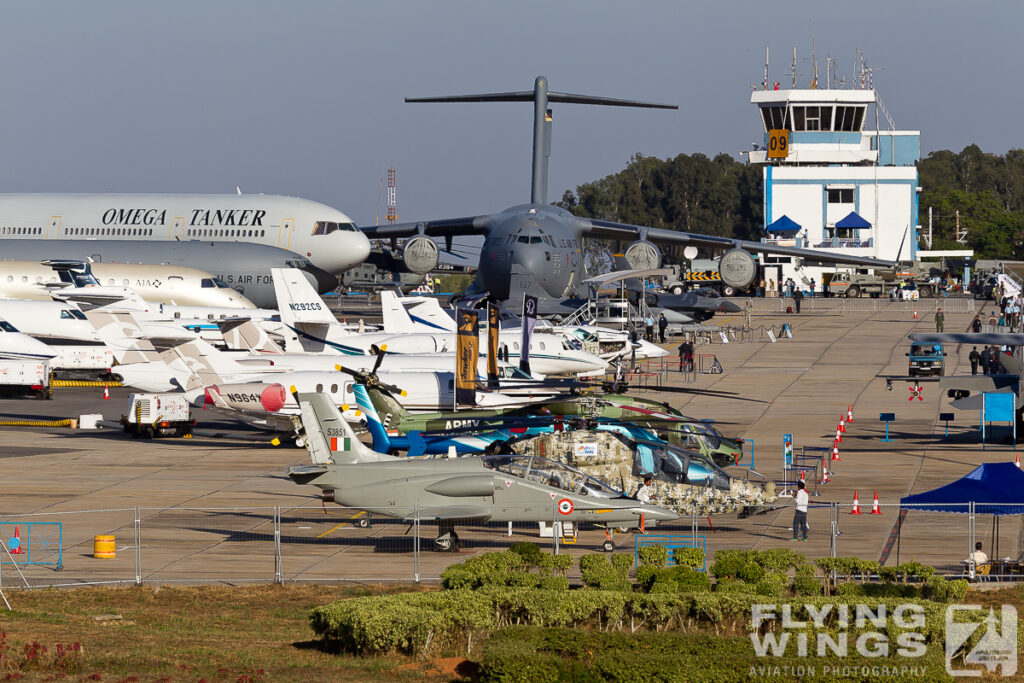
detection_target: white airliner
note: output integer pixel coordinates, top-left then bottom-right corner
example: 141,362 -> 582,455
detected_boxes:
0,193 -> 370,276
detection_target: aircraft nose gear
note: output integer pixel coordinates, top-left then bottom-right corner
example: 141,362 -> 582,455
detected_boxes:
908,384 -> 924,401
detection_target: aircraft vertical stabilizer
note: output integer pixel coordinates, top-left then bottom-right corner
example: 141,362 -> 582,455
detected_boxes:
296,391 -> 393,465
353,384 -> 392,451
271,268 -> 338,326
401,296 -> 457,332
380,291 -> 418,333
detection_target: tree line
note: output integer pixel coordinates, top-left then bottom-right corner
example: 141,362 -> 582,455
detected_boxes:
557,145 -> 1024,260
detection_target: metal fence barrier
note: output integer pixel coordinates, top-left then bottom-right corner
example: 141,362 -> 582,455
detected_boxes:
0,501 -> 1022,587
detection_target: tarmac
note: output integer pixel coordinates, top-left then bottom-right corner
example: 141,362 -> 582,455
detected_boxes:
0,295 -> 1012,586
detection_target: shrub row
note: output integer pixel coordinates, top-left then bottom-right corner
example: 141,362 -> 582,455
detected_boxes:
309,588 -> 960,657
478,626 -> 953,683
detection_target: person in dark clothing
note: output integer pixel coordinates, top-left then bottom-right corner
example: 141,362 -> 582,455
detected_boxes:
990,347 -> 1003,375
980,346 -> 991,375
678,338 -> 695,372
969,346 -> 980,375
658,313 -> 669,343
972,315 -> 982,333
793,289 -> 804,313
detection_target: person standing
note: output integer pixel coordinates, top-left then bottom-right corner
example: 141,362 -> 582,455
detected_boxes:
643,313 -> 655,342
969,346 -> 981,375
793,288 -> 804,313
981,346 -> 991,375
934,307 -> 945,333
809,278 -> 816,298
657,313 -> 669,344
769,279 -> 776,297
971,314 -> 982,333
758,278 -> 766,297
635,475 -> 654,533
792,480 -> 809,541
678,337 -> 695,372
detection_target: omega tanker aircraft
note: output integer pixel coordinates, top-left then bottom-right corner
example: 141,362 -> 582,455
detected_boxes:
0,193 -> 371,281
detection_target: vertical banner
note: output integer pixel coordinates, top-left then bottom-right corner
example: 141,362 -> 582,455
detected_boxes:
455,308 -> 479,408
487,303 -> 500,390
520,294 -> 537,375
783,433 -> 793,470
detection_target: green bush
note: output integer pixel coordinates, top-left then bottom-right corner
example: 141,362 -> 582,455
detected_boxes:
791,565 -> 823,596
716,579 -> 758,595
579,553 -> 632,592
537,576 -> 570,591
754,571 -> 787,598
508,542 -> 543,567
862,582 -> 919,599
709,549 -> 799,583
835,582 -> 866,598
537,553 -> 573,576
673,546 -> 705,570
637,545 -> 668,568
440,551 -> 533,590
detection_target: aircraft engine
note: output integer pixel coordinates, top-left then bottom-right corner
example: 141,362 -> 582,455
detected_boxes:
401,236 -> 440,275
718,248 -> 758,290
205,382 -> 288,413
624,240 -> 662,271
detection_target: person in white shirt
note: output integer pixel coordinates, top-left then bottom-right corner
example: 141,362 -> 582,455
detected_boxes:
636,475 -> 654,533
965,541 -> 988,566
792,481 -> 809,541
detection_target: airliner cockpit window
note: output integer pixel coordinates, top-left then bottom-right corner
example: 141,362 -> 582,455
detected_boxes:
313,221 -> 354,235
0,321 -> 15,332
213,278 -> 230,288
284,257 -> 313,269
201,279 -> 215,288
71,310 -> 87,320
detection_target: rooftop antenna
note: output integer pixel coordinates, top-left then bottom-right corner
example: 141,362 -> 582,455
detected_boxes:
810,33 -> 819,89
763,46 -> 770,90
825,55 -> 831,89
791,47 -> 797,88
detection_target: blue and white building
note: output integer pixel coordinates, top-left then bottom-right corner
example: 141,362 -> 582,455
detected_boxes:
747,82 -> 920,288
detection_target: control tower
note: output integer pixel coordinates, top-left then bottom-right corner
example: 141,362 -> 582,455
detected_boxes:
746,52 -> 920,290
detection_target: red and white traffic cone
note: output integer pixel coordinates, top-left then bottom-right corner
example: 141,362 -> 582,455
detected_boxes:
835,425 -> 842,443
870,490 -> 882,515
102,385 -> 110,400
847,404 -> 854,422
839,415 -> 846,432
850,491 -> 862,514
831,441 -> 841,461
799,470 -> 806,482
1016,453 -> 1021,469
820,458 -> 829,484
913,307 -> 918,320
10,526 -> 24,554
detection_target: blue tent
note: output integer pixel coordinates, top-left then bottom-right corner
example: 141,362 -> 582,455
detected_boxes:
900,462 -> 1024,515
765,215 -> 801,234
835,211 -> 872,229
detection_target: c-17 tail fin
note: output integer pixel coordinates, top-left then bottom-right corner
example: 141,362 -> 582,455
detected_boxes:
295,390 -> 392,465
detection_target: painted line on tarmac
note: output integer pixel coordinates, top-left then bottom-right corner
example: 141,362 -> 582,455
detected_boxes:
316,510 -> 367,538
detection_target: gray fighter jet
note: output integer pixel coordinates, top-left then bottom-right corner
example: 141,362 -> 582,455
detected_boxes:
287,391 -> 679,551
361,76 -> 897,305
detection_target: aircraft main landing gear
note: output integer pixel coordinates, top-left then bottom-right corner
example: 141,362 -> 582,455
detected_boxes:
433,523 -> 460,552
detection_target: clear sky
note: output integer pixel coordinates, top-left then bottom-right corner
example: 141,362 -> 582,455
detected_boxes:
0,1 -> 1019,227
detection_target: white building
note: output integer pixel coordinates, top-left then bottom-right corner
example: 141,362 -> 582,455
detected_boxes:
747,85 -> 920,290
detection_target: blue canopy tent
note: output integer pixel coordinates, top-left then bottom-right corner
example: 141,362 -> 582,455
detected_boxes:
765,215 -> 801,234
835,211 -> 872,230
900,462 -> 1024,566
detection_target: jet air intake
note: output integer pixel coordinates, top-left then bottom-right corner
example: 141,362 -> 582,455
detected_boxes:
424,474 -> 497,497
401,236 -> 440,275
624,240 -> 662,271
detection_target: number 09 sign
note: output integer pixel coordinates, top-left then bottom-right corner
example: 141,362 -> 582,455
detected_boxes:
767,129 -> 789,159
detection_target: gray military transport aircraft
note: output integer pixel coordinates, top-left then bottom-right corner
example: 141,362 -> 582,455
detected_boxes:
360,76 -> 897,304
287,391 -> 678,551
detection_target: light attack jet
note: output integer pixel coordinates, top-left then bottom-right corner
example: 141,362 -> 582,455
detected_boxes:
287,391 -> 678,551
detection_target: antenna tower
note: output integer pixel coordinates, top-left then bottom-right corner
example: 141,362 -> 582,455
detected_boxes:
386,167 -> 397,224
955,209 -> 968,244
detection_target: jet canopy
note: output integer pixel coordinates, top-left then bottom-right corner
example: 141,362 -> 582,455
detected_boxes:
480,454 -> 626,498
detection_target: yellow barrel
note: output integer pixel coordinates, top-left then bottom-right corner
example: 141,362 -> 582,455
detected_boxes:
93,535 -> 116,559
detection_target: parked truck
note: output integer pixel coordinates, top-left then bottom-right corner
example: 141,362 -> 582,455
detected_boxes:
827,263 -> 942,298
0,359 -> 51,399
122,392 -> 195,439
661,260 -> 748,296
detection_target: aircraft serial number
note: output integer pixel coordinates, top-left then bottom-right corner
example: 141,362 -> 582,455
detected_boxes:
288,303 -> 322,311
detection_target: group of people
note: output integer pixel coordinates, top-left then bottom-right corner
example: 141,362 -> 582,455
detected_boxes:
755,277 -> 815,299
643,313 -> 670,343
968,345 -> 1009,376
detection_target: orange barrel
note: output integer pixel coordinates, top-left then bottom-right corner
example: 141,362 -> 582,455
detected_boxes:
93,535 -> 116,559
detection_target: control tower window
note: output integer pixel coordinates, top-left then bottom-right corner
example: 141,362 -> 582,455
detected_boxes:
760,106 -> 788,131
834,106 -> 865,132
827,189 -> 854,204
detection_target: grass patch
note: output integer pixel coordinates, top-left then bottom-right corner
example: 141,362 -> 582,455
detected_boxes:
0,583 -> 450,682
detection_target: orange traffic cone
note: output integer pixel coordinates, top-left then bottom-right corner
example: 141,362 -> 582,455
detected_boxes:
851,491 -> 862,514
835,425 -> 842,443
102,385 -> 110,400
10,526 -> 24,554
1016,453 -> 1021,469
913,307 -> 918,319
839,415 -> 846,432
820,458 -> 829,484
847,404 -> 854,422
799,470 -> 806,482
831,441 -> 841,461
870,491 -> 882,514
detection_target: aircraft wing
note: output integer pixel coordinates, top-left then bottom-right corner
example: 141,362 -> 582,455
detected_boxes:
360,215 -> 492,239
401,506 -> 492,522
910,332 -> 1024,346
582,219 -> 897,268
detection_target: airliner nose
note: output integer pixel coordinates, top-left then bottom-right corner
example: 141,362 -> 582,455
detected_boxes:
345,230 -> 371,269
